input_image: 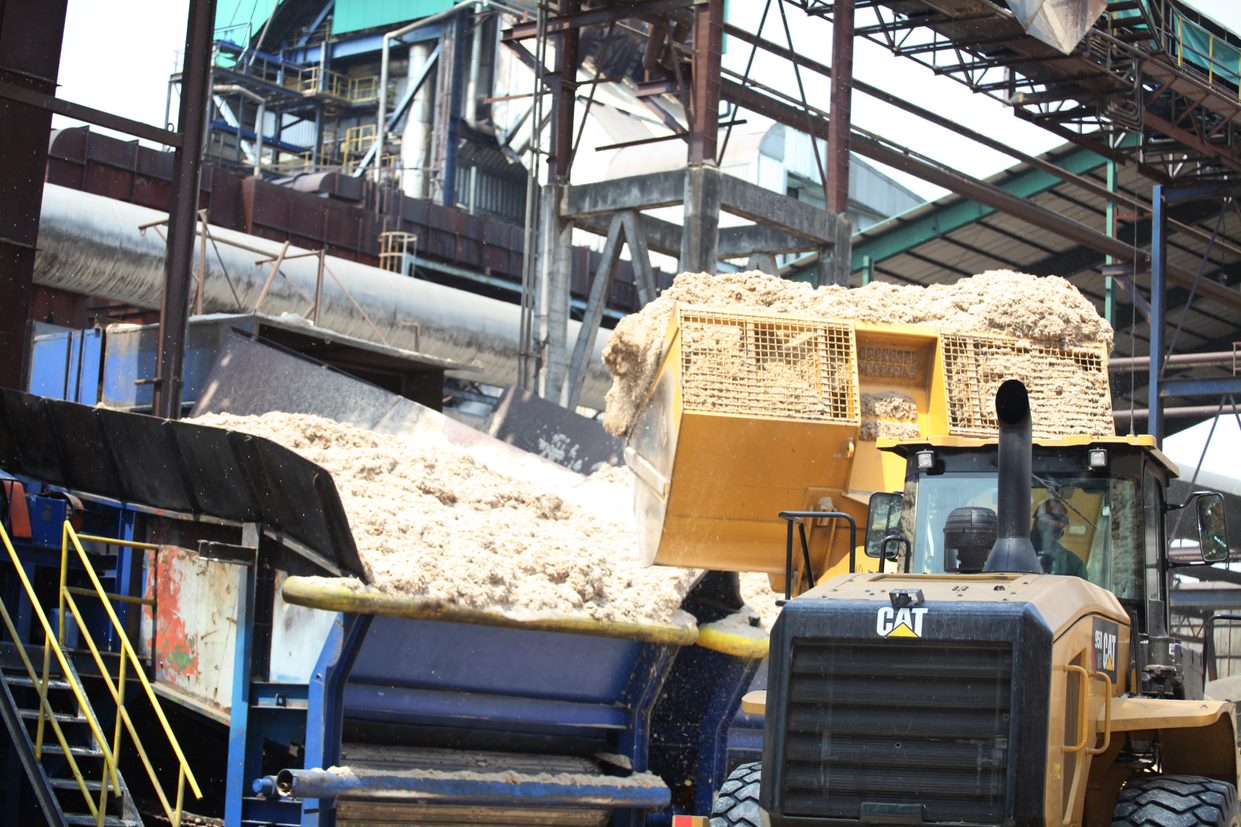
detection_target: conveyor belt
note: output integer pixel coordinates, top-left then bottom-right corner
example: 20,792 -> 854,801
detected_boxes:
0,388 -> 365,579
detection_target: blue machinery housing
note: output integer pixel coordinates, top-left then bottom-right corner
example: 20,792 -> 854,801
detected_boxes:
0,389 -> 765,826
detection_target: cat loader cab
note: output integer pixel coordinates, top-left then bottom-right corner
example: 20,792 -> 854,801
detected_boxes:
723,381 -> 1237,827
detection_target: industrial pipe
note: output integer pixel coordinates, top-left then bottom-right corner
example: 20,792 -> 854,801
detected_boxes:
377,0 -> 525,181
33,183 -> 616,408
212,85 -> 266,176
1109,351 -> 1240,371
1115,405 -> 1241,421
274,766 -> 671,809
985,379 -> 1043,574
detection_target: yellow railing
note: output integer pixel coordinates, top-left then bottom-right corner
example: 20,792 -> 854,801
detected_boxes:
0,519 -> 203,827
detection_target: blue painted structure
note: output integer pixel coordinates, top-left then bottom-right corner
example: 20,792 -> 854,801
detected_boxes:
0,389 -> 769,826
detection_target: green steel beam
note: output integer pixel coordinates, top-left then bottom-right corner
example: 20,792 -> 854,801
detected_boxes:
848,145 -> 1110,272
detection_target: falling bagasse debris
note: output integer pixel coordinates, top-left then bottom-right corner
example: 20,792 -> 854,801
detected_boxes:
602,270 -> 1114,438
189,412 -> 758,628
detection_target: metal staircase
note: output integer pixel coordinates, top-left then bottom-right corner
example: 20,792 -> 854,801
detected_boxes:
0,517 -> 204,827
0,644 -> 143,826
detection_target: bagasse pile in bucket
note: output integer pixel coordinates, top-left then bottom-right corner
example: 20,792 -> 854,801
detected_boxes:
601,269 -> 1114,439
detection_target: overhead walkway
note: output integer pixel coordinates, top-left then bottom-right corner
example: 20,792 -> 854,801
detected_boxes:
809,0 -> 1241,180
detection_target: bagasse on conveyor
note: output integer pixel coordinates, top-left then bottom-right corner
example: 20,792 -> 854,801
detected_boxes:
602,269 -> 1115,439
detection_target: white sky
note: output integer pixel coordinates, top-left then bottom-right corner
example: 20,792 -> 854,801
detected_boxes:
54,0 -> 1241,202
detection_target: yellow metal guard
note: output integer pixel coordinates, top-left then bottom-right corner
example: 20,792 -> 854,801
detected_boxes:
0,519 -> 202,827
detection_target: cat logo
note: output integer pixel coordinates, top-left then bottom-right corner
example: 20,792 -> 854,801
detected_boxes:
1092,617 -> 1119,681
876,606 -> 929,638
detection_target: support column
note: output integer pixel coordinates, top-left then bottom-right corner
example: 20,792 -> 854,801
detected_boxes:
681,164 -> 721,273
827,0 -> 855,216
0,0 -> 70,390
1149,184 -> 1167,445
432,13 -> 467,206
821,213 -> 852,287
536,183 -> 573,401
688,0 -> 723,166
535,0 -> 578,402
154,0 -> 217,419
1104,159 -> 1119,328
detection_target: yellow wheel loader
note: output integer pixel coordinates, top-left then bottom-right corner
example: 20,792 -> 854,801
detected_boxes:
720,380 -> 1235,827
624,304 -> 1235,825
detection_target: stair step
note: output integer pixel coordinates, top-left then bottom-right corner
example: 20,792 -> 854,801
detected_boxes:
42,744 -> 106,759
64,817 -> 142,827
50,777 -> 104,791
5,675 -> 74,691
19,709 -> 88,724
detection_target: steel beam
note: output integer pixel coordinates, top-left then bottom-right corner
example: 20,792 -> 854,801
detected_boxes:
1150,184 -> 1167,444
503,0 -> 696,40
720,77 -> 1241,311
827,0 -> 854,215
154,0 -> 216,419
0,81 -> 181,147
566,214 -> 625,409
0,0 -> 69,390
688,0 -> 724,166
718,175 -> 838,243
1161,378 -> 1241,399
564,172 -> 688,216
548,0 -> 579,182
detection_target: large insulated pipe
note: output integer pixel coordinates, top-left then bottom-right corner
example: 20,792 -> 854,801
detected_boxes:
984,379 -> 1043,574
33,184 -> 615,408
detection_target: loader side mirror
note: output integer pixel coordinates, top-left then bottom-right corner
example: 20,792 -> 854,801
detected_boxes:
1198,492 -> 1230,563
866,492 -> 904,558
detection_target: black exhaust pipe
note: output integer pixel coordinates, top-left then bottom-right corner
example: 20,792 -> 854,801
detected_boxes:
984,380 -> 1043,574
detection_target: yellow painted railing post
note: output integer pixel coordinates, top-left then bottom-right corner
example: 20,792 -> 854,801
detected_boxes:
63,524 -> 203,826
175,768 -> 187,827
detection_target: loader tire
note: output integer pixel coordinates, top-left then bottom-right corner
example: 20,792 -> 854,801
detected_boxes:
1113,775 -> 1241,826
711,761 -> 770,827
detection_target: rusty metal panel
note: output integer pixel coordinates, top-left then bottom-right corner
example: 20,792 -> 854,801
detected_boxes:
147,545 -> 241,714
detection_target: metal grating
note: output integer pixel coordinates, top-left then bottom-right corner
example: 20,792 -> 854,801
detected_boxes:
678,308 -> 858,423
782,639 -> 1012,823
941,333 -> 1113,438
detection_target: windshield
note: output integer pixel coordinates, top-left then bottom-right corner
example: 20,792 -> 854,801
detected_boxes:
911,471 -> 1141,600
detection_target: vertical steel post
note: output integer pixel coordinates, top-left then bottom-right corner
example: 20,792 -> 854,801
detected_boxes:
535,0 -> 579,401
1105,159 -> 1118,327
548,0 -> 579,183
688,0 -> 723,167
1150,184 -> 1167,445
682,0 -> 724,275
154,0 -> 217,419
826,0 -> 855,286
224,547 -> 257,827
827,0 -> 855,216
0,0 -> 70,390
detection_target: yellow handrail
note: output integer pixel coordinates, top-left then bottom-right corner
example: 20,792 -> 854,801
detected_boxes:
61,522 -> 204,825
1,521 -> 117,823
0,518 -> 205,827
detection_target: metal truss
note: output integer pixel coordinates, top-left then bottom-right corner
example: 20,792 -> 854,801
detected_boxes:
805,0 -> 1241,185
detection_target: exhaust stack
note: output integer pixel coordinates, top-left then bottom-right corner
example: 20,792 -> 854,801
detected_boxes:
984,380 -> 1043,574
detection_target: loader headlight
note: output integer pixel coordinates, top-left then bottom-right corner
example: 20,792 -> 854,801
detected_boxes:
1088,448 -> 1108,470
916,450 -> 936,470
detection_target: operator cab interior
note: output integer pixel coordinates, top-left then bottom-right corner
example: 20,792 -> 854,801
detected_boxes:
863,439 -> 1231,602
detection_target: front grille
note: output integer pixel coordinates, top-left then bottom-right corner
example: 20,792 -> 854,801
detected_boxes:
781,639 -> 1012,824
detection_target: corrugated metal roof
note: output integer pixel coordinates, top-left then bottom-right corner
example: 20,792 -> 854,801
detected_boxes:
833,141 -> 1241,423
